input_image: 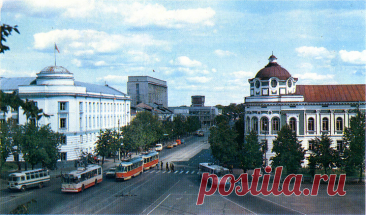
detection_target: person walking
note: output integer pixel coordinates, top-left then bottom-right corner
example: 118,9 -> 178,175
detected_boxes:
161,161 -> 163,170
166,162 -> 169,171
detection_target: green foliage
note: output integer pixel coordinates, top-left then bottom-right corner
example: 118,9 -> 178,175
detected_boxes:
10,199 -> 36,214
173,114 -> 186,137
185,116 -> 201,133
209,115 -> 238,166
18,124 -> 62,169
0,24 -> 20,54
0,120 -> 14,172
122,111 -> 162,152
239,130 -> 263,171
308,134 -> 341,174
271,124 -> 305,174
343,108 -> 365,181
95,129 -> 114,165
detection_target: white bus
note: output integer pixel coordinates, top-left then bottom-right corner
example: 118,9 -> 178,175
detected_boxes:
61,165 -> 102,193
8,169 -> 50,191
198,163 -> 230,187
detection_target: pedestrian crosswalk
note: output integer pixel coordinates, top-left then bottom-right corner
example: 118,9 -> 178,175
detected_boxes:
144,169 -> 200,175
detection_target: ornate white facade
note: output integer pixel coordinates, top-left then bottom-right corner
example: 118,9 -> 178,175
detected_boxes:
244,55 -> 366,166
1,66 -> 131,161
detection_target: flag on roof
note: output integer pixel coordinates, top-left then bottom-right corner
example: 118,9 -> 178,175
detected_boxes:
55,44 -> 60,53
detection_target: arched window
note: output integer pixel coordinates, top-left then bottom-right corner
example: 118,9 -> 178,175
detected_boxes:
246,117 -> 250,133
336,117 -> 343,131
272,117 -> 280,133
289,117 -> 296,133
308,117 -> 315,131
252,117 -> 258,132
261,117 -> 269,133
322,117 -> 329,131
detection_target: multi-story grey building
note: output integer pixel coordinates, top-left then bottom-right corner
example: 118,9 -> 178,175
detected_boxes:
127,76 -> 168,108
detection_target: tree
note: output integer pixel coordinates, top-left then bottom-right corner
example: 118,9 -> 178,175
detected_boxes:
239,130 -> 263,172
308,134 -> 341,174
343,108 -> 365,182
271,124 -> 305,174
95,129 -> 114,165
209,115 -> 238,167
121,111 -> 162,153
16,124 -> 62,170
0,24 -> 20,54
0,120 -> 14,172
185,116 -> 201,134
173,114 -> 186,137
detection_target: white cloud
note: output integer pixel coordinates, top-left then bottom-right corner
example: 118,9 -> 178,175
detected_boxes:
0,68 -> 36,77
295,46 -> 336,60
339,50 -> 366,65
186,76 -> 212,84
170,56 -> 202,67
214,49 -> 235,57
33,29 -> 167,53
294,72 -> 334,81
232,71 -> 254,79
212,68 -> 217,73
97,75 -> 128,84
119,2 -> 215,28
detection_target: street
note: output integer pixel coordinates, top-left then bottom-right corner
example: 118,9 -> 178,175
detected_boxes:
0,133 -> 364,214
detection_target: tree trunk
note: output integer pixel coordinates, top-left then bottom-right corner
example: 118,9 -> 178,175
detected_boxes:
359,165 -> 363,183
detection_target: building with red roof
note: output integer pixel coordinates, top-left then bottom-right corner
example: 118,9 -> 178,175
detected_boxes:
244,55 -> 366,166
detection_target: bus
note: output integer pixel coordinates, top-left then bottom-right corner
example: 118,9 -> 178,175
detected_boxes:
115,157 -> 144,181
198,163 -> 230,187
142,151 -> 159,170
8,169 -> 50,192
61,165 -> 102,193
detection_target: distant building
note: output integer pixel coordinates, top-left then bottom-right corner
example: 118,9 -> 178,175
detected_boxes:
191,95 -> 205,107
0,66 -> 131,162
127,76 -> 168,108
244,55 -> 366,166
169,95 -> 219,127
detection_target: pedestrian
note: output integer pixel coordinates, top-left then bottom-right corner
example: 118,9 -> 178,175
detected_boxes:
161,161 -> 163,170
171,163 -> 174,172
166,162 -> 169,171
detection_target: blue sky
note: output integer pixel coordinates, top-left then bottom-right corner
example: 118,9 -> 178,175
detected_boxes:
0,0 -> 365,106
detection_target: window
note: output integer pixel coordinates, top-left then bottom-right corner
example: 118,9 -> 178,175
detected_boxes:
308,141 -> 313,151
336,117 -> 343,131
79,102 -> 83,112
322,117 -> 329,131
61,152 -> 67,161
59,102 -> 67,111
80,135 -> 83,143
289,117 -> 296,132
89,102 -> 91,112
60,118 -> 67,129
271,79 -> 277,88
337,141 -> 343,152
61,135 -> 67,145
246,117 -> 250,133
261,117 -> 269,133
252,117 -> 258,132
272,117 -> 280,133
308,117 -> 315,131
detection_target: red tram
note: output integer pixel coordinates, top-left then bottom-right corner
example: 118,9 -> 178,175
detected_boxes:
115,157 -> 143,181
142,151 -> 159,170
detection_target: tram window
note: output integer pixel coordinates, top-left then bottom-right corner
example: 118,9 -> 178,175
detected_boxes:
31,174 -> 35,179
35,173 -> 39,178
21,176 -> 25,181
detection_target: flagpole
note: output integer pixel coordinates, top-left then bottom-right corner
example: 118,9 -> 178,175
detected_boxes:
54,43 -> 56,66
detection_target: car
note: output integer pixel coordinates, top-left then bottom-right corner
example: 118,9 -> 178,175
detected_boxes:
172,141 -> 178,147
155,144 -> 163,151
166,144 -> 174,149
105,167 -> 116,178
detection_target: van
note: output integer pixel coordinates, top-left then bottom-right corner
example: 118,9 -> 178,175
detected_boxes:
155,144 -> 163,151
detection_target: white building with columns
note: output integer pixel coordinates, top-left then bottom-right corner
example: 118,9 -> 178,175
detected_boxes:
0,66 -> 131,162
244,55 -> 365,166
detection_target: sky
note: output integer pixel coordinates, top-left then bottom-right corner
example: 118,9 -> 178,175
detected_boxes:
0,0 -> 365,106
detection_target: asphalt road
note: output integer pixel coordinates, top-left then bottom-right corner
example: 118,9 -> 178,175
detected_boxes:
0,132 -> 364,214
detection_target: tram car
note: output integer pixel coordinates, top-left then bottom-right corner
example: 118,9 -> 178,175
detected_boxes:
115,157 -> 144,181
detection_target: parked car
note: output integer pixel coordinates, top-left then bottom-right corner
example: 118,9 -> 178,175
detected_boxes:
155,144 -> 163,151
172,141 -> 178,147
166,144 -> 174,149
105,167 -> 116,178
